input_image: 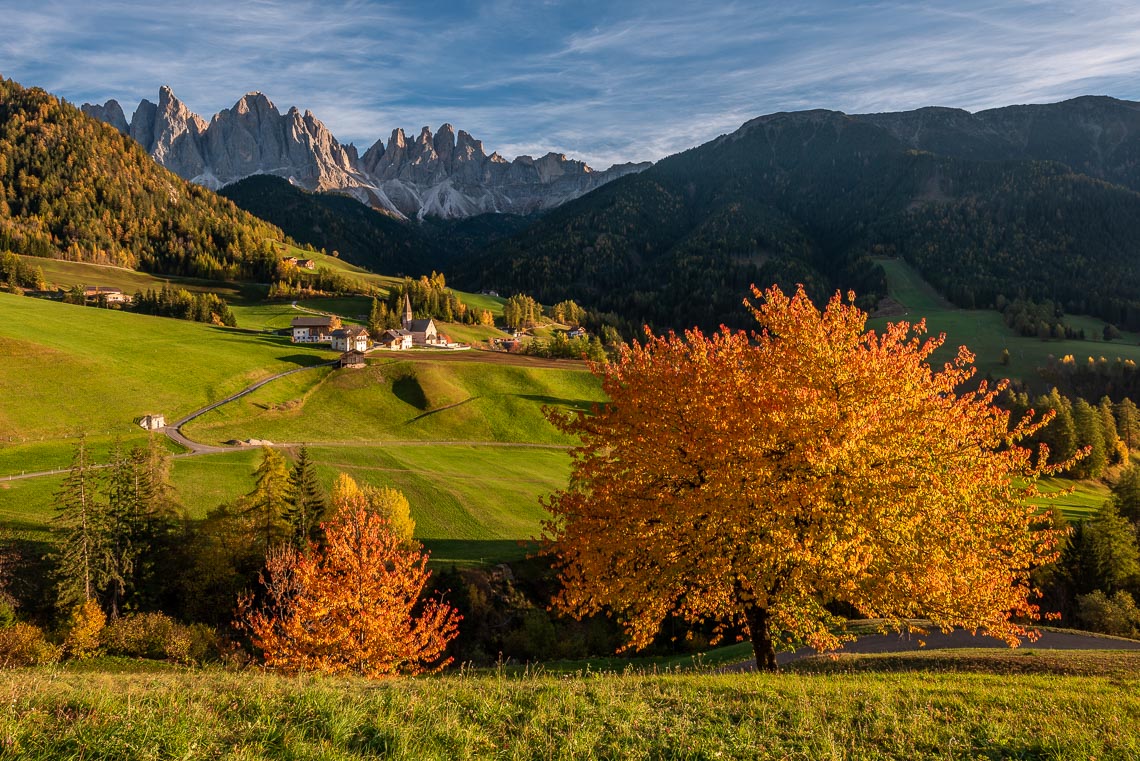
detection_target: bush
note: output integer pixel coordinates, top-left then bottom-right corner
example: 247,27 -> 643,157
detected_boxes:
63,600 -> 106,659
101,613 -> 218,664
0,623 -> 60,668
0,601 -> 16,629
1077,590 -> 1140,637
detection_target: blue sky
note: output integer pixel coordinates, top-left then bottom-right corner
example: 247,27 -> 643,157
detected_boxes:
3,1 -> 1140,167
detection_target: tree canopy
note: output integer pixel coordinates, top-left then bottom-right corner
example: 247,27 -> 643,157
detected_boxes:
543,284 -> 1067,669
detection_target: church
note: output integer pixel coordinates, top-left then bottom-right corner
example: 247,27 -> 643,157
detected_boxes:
402,293 -> 440,346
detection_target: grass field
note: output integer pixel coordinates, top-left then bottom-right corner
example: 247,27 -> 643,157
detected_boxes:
2,653 -> 1139,759
873,258 -> 1140,385
182,355 -> 604,447
0,441 -> 568,564
15,253 -> 249,300
0,293 -> 337,464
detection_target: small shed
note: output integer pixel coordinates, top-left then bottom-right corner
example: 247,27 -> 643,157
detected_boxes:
138,414 -> 166,430
339,350 -> 366,369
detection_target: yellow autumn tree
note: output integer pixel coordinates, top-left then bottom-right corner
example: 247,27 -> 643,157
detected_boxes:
543,284 -> 1068,670
331,474 -> 415,544
237,492 -> 457,678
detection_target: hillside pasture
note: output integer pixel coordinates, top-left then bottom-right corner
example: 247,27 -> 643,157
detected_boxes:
0,293 -> 335,471
181,354 -> 604,447
873,258 -> 1140,387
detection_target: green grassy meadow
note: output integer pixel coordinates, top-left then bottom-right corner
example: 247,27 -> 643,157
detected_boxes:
2,654 -> 1139,759
873,258 -> 1140,385
182,355 -> 604,447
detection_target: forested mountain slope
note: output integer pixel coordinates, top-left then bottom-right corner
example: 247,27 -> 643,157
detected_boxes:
459,99 -> 1140,331
0,77 -> 286,280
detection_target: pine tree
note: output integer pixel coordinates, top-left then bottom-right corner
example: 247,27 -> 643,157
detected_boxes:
52,436 -> 106,609
1099,397 -> 1124,465
243,446 -> 293,555
286,446 -> 327,551
1115,398 -> 1140,451
101,440 -> 140,617
1073,398 -> 1107,479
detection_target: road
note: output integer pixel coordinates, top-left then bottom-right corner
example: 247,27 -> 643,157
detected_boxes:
724,628 -> 1140,670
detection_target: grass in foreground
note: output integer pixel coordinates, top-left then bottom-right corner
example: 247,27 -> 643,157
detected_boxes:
2,653 -> 1139,759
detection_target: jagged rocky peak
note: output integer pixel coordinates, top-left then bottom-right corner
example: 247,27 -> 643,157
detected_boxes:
82,86 -> 652,219
80,99 -> 129,135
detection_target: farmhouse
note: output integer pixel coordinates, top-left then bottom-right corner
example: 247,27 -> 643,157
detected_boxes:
84,286 -> 130,305
380,328 -> 414,350
331,325 -> 370,352
291,315 -> 340,343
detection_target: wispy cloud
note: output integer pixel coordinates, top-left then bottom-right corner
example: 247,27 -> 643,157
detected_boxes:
2,0 -> 1140,167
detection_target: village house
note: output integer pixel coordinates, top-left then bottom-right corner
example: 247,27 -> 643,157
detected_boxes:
566,326 -> 587,339
290,315 -> 340,343
282,255 -> 317,270
380,328 -> 414,350
330,325 -> 370,353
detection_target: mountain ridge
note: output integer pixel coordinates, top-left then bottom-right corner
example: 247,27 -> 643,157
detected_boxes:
82,87 -> 651,220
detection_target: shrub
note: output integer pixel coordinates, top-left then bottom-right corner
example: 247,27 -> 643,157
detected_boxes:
0,623 -> 60,668
0,601 -> 17,629
63,600 -> 106,659
1077,590 -> 1140,637
101,613 -> 215,664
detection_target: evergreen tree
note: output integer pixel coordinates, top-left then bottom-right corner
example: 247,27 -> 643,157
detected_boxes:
52,436 -> 106,609
243,446 -> 293,555
1072,398 -> 1107,479
1099,397 -> 1124,465
1115,398 -> 1140,451
1036,388 -> 1078,467
1086,503 -> 1140,593
1111,464 -> 1140,526
101,440 -> 141,618
286,446 -> 327,550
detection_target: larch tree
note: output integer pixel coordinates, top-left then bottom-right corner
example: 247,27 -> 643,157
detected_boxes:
237,486 -> 459,678
543,284 -> 1068,670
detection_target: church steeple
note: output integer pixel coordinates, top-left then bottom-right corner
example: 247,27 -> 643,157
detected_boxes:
402,292 -> 413,328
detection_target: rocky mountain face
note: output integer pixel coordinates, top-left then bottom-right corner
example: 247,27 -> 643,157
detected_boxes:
82,87 -> 650,220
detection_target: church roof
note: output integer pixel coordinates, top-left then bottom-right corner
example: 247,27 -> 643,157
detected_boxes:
407,318 -> 436,333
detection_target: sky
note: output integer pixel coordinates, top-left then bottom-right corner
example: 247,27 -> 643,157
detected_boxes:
3,0 -> 1140,168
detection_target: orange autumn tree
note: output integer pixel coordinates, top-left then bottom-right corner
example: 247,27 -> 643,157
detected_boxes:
237,485 -> 459,678
543,284 -> 1068,670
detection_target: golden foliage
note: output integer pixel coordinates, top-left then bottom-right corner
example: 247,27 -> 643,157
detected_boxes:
331,475 -> 415,545
238,505 -> 458,678
0,623 -> 60,668
543,284 -> 1067,667
63,599 -> 105,659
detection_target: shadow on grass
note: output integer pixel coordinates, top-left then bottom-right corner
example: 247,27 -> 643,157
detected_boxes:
517,394 -> 597,413
392,375 -> 428,410
421,538 -> 537,566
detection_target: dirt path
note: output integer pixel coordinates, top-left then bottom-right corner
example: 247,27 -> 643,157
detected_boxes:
726,628 -> 1140,670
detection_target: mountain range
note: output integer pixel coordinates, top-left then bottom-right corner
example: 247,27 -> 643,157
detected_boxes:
81,87 -> 650,220
457,95 -> 1140,330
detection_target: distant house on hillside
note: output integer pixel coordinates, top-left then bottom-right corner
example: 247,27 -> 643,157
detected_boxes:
291,315 -> 340,343
84,286 -> 130,305
331,325 -> 370,353
401,293 -> 441,346
281,256 -> 316,270
339,350 -> 366,369
380,328 -> 414,350
138,414 -> 165,430
566,327 -> 587,339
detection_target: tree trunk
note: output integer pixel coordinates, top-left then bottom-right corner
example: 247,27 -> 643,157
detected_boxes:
744,604 -> 778,671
